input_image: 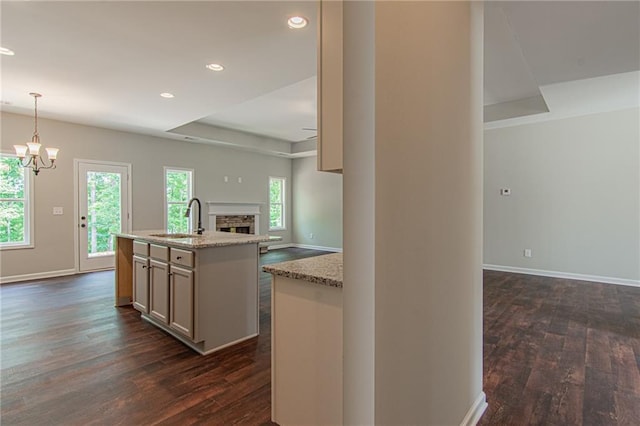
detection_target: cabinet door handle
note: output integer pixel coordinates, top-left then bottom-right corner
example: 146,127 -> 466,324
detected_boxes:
176,256 -> 182,260
168,272 -> 174,277
142,265 -> 147,269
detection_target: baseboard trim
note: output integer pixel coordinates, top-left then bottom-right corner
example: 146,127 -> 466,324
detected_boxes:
292,243 -> 342,252
460,391 -> 488,426
0,269 -> 77,285
483,264 -> 640,287
141,314 -> 258,356
267,243 -> 295,250
267,243 -> 342,253
200,333 -> 259,356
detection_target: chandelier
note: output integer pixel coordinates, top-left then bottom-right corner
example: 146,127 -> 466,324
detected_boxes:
13,93 -> 59,175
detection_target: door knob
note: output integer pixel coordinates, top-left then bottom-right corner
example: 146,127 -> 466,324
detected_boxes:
81,216 -> 86,220
81,224 -> 86,228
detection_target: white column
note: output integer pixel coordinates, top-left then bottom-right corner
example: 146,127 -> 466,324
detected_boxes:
343,2 -> 485,424
343,1 -> 376,424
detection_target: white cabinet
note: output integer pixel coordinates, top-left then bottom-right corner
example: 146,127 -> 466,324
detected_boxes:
317,0 -> 343,173
132,255 -> 149,313
170,265 -> 195,339
138,243 -> 197,341
149,259 -> 170,324
271,276 -> 343,425
125,238 -> 258,355
170,247 -> 194,268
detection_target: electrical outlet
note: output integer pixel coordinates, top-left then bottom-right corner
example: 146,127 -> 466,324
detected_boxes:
53,207 -> 63,215
238,177 -> 242,183
500,188 -> 511,196
524,249 -> 532,258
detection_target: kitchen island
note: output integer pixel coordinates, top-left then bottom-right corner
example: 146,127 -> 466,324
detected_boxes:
115,230 -> 274,355
263,253 -> 343,426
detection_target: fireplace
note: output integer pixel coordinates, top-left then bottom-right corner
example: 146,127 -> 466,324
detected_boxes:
216,215 -> 255,234
206,202 -> 262,235
221,226 -> 251,234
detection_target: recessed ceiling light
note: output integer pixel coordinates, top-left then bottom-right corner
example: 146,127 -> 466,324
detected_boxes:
287,16 -> 308,29
160,92 -> 175,98
206,63 -> 225,72
0,47 -> 15,56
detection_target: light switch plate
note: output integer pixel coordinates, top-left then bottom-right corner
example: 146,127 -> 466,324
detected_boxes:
53,207 -> 64,215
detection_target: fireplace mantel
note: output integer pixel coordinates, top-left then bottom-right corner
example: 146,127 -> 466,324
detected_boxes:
206,202 -> 263,234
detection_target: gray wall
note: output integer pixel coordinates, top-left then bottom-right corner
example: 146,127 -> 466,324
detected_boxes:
292,156 -> 342,249
1,112 -> 292,279
484,107 -> 640,282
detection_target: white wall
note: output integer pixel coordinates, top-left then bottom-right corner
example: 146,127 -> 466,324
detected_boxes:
344,2 -> 485,424
484,107 -> 640,283
1,112 -> 292,280
292,156 -> 342,250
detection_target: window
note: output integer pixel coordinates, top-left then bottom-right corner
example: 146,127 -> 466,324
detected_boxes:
0,154 -> 33,249
269,177 -> 286,230
164,168 -> 193,233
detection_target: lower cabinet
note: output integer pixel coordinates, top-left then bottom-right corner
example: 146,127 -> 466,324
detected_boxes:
149,259 -> 170,324
271,275 -> 343,425
132,255 -> 149,313
133,242 -> 196,339
127,239 -> 258,355
170,265 -> 194,339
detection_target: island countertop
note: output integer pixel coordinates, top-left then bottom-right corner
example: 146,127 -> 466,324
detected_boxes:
263,253 -> 343,288
115,230 -> 278,249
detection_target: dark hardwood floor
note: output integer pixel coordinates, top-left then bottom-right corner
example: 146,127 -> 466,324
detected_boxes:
480,271 -> 640,426
2,253 -> 639,425
0,248 -> 328,426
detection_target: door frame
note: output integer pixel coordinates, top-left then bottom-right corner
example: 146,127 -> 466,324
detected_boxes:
74,158 -> 132,273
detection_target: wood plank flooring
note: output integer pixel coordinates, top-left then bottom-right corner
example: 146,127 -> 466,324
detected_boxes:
480,271 -> 640,426
1,248 -> 328,426
2,253 -> 639,425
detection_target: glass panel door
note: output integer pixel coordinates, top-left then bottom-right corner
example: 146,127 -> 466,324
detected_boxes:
78,161 -> 129,272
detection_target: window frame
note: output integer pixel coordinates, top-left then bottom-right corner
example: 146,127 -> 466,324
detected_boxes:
0,152 -> 34,250
163,167 -> 194,233
269,176 -> 286,231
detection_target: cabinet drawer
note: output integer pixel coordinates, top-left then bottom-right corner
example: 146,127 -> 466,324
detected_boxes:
133,240 -> 149,256
149,244 -> 169,261
171,248 -> 194,268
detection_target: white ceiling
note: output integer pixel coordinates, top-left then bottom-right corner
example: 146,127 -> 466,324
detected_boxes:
1,1 -> 639,155
484,1 -> 640,106
1,1 -> 317,144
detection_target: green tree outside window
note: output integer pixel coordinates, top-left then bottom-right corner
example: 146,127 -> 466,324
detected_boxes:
86,171 -> 122,255
166,169 -> 193,233
269,177 -> 285,230
0,155 -> 29,245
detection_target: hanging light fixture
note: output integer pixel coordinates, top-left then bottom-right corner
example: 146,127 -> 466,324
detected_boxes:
13,92 -> 59,175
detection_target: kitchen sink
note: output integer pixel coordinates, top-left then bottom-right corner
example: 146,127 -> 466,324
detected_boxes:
149,233 -> 201,238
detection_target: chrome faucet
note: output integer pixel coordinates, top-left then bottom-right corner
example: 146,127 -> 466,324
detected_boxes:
184,197 -> 205,235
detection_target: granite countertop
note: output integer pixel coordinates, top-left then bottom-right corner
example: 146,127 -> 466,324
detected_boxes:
263,253 -> 343,288
115,230 -> 279,249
